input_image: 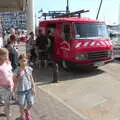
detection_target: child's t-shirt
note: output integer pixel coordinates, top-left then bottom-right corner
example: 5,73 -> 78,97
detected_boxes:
0,61 -> 14,89
14,66 -> 33,92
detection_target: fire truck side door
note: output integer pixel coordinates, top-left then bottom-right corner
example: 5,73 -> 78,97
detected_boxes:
60,23 -> 71,59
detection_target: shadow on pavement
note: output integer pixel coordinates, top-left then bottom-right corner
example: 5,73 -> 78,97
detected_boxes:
33,65 -> 105,86
113,59 -> 120,64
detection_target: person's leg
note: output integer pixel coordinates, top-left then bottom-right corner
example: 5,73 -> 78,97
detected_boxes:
17,93 -> 26,120
25,104 -> 32,111
4,103 -> 10,120
38,51 -> 42,68
24,105 -> 32,120
25,90 -> 34,120
4,89 -> 11,120
43,50 -> 48,68
0,95 -> 5,104
0,88 -> 5,114
41,51 -> 44,68
19,107 -> 25,120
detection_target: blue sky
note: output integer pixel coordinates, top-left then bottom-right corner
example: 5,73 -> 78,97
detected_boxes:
35,0 -> 120,25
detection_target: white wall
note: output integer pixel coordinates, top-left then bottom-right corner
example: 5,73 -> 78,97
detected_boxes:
26,0 -> 35,34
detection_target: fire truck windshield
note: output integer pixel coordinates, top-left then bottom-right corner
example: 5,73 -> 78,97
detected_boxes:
75,23 -> 109,39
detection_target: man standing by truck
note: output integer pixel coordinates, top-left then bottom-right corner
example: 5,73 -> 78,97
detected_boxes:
36,29 -> 48,68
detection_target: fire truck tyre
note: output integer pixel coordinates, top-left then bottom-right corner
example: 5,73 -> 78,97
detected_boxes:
62,60 -> 70,70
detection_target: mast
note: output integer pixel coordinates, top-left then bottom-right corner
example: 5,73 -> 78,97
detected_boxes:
66,0 -> 70,13
96,0 -> 103,20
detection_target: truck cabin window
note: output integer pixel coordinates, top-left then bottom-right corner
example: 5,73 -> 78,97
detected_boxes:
75,23 -> 109,39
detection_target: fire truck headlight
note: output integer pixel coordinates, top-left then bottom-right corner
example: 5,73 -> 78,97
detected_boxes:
75,53 -> 88,60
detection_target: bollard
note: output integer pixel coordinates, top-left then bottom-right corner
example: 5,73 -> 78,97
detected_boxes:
52,61 -> 59,83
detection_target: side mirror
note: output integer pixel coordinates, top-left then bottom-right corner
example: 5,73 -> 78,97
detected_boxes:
75,34 -> 80,39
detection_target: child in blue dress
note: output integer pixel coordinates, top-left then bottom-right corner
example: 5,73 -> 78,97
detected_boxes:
13,54 -> 35,120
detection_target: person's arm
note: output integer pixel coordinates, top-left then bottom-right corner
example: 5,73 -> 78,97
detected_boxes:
36,37 -> 39,47
30,74 -> 36,95
13,69 -> 20,93
7,45 -> 13,54
27,66 -> 35,95
13,74 -> 18,92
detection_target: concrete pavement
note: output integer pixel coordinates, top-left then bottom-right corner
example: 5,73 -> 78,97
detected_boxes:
0,87 -> 85,120
36,62 -> 120,120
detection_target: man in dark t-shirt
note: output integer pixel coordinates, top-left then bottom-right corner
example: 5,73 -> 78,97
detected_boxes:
36,29 -> 48,68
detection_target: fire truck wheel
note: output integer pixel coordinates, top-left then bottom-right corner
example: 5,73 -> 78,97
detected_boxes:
62,60 -> 70,70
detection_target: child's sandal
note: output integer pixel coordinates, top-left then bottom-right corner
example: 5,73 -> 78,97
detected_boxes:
25,110 -> 32,120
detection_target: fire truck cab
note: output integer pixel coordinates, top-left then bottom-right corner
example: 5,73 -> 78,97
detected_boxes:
39,13 -> 113,69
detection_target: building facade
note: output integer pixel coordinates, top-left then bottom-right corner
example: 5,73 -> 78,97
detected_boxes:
0,11 -> 27,31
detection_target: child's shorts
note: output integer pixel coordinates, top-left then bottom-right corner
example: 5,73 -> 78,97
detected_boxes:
17,89 -> 34,108
0,87 -> 11,105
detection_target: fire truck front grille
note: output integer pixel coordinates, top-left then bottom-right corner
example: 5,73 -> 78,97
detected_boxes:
88,51 -> 108,60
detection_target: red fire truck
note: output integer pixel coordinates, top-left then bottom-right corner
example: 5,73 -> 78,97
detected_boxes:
39,10 -> 113,69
